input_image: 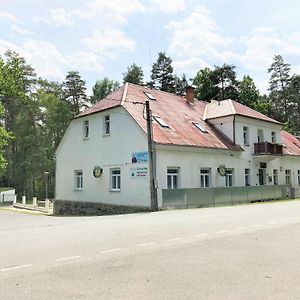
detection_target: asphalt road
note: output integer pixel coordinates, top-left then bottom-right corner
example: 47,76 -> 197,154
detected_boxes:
1,201 -> 300,299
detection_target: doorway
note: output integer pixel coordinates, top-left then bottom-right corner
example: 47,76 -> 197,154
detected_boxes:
258,168 -> 266,185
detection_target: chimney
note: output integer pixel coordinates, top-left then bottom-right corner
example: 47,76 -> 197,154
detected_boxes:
185,86 -> 195,104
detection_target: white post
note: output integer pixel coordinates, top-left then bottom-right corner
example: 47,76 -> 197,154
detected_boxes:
13,194 -> 17,205
22,195 -> 26,206
33,197 -> 37,207
45,198 -> 49,211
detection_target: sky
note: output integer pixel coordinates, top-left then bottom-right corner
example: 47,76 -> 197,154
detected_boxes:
0,0 -> 300,95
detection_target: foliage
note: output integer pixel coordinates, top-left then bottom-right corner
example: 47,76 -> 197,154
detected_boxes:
90,77 -> 120,104
174,74 -> 189,96
193,68 -> 217,101
238,75 -> 259,109
123,63 -> 143,85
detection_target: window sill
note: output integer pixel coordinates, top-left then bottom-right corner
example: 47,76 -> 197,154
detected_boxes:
110,189 -> 120,192
74,188 -> 83,191
103,134 -> 110,137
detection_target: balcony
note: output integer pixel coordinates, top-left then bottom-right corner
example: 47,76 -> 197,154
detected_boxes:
254,142 -> 283,155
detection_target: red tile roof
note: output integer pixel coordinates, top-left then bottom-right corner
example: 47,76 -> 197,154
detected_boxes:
281,130 -> 300,156
204,99 -> 281,124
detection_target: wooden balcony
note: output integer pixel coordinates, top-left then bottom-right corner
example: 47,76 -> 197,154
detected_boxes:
254,142 -> 283,155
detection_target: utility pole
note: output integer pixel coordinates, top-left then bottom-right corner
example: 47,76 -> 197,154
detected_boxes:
145,100 -> 158,211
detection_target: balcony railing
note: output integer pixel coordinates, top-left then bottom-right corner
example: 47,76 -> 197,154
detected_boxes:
254,142 -> 283,155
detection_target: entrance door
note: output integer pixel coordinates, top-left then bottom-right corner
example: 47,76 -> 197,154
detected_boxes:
258,168 -> 266,185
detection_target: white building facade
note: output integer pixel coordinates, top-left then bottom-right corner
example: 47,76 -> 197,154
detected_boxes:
55,83 -> 300,208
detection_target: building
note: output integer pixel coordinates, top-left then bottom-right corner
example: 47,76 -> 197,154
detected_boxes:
55,83 -> 300,209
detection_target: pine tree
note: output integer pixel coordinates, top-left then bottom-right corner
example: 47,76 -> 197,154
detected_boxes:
90,77 -> 120,104
150,52 -> 175,93
123,63 -> 143,85
238,75 -> 259,109
174,74 -> 189,96
193,68 -> 217,101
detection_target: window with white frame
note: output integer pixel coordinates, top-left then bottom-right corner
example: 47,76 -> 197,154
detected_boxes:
74,170 -> 83,190
83,120 -> 89,139
298,170 -> 300,186
104,115 -> 110,135
273,169 -> 278,185
243,126 -> 249,146
225,169 -> 234,187
200,168 -> 211,187
244,168 -> 251,186
167,168 -> 179,189
285,169 -> 291,186
271,131 -> 276,143
111,168 -> 121,191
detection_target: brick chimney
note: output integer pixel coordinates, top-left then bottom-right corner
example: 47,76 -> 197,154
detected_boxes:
185,86 -> 195,104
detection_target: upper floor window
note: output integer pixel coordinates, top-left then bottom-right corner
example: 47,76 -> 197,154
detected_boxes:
298,170 -> 300,186
244,168 -> 251,186
257,129 -> 264,143
167,168 -> 179,189
285,169 -> 291,186
271,131 -> 276,143
104,115 -> 110,135
200,168 -> 211,187
83,120 -> 89,139
74,170 -> 83,190
225,169 -> 234,187
243,126 -> 249,146
111,168 -> 121,191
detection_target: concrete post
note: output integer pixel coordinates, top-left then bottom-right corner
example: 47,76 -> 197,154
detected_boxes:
13,194 -> 17,205
33,197 -> 37,207
22,195 -> 26,205
45,198 -> 49,211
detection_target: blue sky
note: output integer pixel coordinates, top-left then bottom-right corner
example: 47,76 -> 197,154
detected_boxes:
0,0 -> 299,95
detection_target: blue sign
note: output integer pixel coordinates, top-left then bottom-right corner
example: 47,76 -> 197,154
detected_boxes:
132,151 -> 148,163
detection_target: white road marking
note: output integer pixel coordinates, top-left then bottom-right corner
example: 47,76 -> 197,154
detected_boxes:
193,233 -> 208,238
101,248 -> 121,254
1,264 -> 33,272
167,237 -> 183,242
253,224 -> 263,228
236,227 -> 247,231
55,256 -> 81,262
136,242 -> 155,247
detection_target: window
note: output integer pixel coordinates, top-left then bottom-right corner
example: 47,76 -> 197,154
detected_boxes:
271,131 -> 276,143
285,169 -> 291,186
244,169 -> 251,186
167,168 -> 179,189
111,169 -> 121,191
225,169 -> 234,187
104,115 -> 110,135
193,122 -> 207,133
144,91 -> 156,101
153,116 -> 169,128
83,120 -> 89,139
273,169 -> 278,185
200,168 -> 211,187
243,126 -> 249,146
74,170 -> 83,190
257,129 -> 264,143
298,170 -> 300,186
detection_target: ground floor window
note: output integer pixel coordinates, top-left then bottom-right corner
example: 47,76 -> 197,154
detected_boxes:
225,169 -> 234,187
273,169 -> 278,185
285,169 -> 291,186
111,168 -> 121,191
167,168 -> 179,189
74,170 -> 83,190
244,169 -> 250,186
200,168 -> 211,187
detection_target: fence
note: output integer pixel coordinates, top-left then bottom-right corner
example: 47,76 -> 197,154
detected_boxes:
162,185 -> 286,209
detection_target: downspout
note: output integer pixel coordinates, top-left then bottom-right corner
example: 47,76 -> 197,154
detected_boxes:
233,115 -> 236,144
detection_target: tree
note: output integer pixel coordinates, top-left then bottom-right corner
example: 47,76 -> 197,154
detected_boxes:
62,71 -> 87,115
150,52 -> 175,92
174,74 -> 189,96
193,68 -> 217,101
90,77 -> 120,104
238,75 -> 259,109
123,63 -> 143,85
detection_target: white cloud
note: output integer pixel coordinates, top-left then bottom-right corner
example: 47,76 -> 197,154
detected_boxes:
166,6 -> 235,73
10,24 -> 31,35
68,52 -> 104,72
0,11 -> 17,23
82,29 -> 136,58
34,8 -> 73,26
152,0 -> 185,14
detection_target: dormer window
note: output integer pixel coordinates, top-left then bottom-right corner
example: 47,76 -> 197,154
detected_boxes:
193,122 -> 207,133
83,120 -> 89,139
153,116 -> 169,128
144,91 -> 156,101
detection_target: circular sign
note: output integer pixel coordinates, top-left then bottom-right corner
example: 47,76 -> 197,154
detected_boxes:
93,166 -> 103,178
217,165 -> 226,177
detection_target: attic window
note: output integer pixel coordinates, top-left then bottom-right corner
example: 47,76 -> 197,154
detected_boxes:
144,91 -> 156,101
193,122 -> 207,133
153,116 -> 169,128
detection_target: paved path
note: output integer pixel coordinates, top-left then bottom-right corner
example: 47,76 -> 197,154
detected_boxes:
1,201 -> 300,299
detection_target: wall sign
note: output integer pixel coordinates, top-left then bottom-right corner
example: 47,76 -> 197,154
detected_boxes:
93,166 -> 103,178
217,165 -> 226,177
132,151 -> 148,163
130,167 -> 148,178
